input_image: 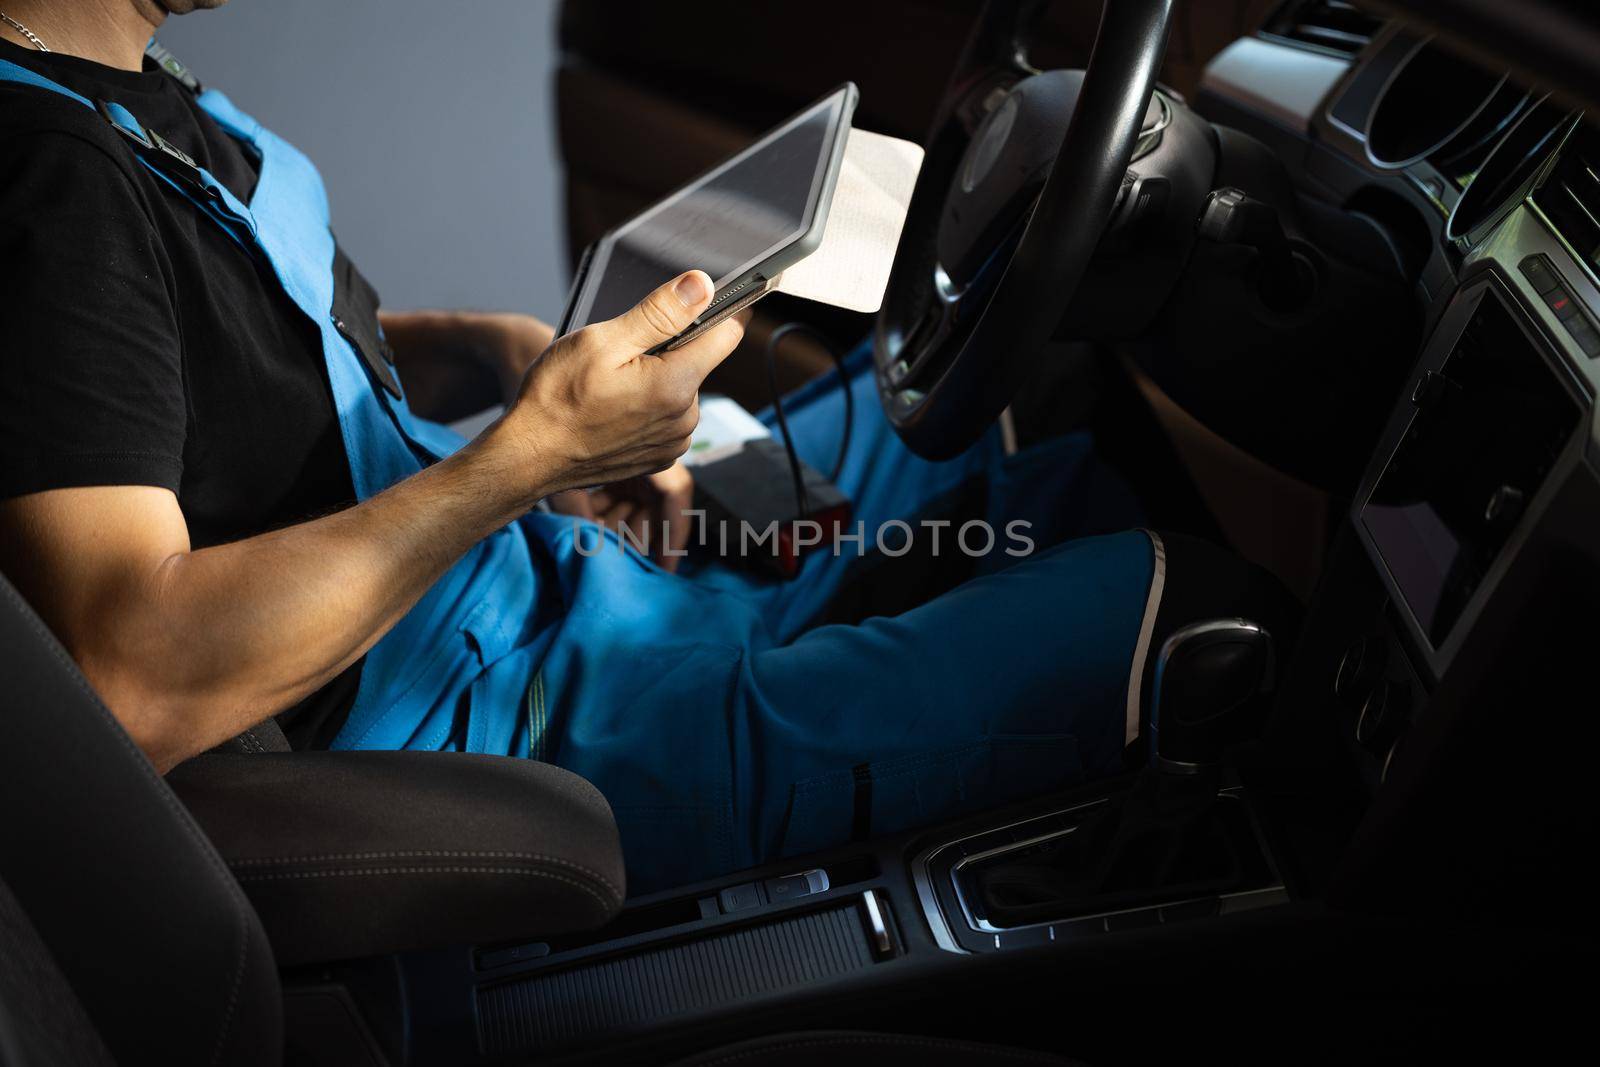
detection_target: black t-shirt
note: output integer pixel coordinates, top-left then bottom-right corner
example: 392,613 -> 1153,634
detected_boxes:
0,40 -> 362,747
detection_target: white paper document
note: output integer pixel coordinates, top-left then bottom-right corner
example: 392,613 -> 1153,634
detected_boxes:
774,127 -> 924,314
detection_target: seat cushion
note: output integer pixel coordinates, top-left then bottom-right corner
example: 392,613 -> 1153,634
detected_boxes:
0,574 -> 283,1067
167,751 -> 626,965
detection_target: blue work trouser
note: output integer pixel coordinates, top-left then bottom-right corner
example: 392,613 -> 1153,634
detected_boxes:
507,346 -> 1155,893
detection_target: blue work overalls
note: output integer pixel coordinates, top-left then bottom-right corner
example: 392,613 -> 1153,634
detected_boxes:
1,56 -> 1159,895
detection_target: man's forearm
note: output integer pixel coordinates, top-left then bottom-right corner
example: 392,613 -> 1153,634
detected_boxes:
92,424 -> 550,771
4,270 -> 734,773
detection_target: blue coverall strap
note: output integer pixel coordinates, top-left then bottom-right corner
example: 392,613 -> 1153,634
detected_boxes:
0,61 -> 259,252
0,58 -> 94,105
1,54 -> 523,757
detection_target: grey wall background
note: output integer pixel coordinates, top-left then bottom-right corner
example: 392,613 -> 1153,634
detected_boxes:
158,0 -> 570,320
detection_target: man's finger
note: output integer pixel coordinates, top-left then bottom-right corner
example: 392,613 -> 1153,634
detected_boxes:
595,270 -> 714,352
658,314 -> 748,391
600,501 -> 638,529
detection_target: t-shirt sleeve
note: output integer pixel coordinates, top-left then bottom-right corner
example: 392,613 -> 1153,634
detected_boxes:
0,127 -> 187,499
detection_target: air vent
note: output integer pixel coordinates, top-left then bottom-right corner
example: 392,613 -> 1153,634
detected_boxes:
1262,0 -> 1386,58
1533,123 -> 1600,278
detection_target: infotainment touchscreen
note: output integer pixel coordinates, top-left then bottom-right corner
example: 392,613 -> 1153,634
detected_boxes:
1359,288 -> 1580,648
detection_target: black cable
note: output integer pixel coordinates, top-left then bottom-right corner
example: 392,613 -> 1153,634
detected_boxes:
763,326 -> 810,520
761,319 -> 851,489
764,323 -> 852,521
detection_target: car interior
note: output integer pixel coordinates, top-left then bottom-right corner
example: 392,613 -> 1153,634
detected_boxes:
1,0 -> 1594,1063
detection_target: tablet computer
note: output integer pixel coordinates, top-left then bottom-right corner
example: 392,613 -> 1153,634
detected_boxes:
558,83 -> 860,350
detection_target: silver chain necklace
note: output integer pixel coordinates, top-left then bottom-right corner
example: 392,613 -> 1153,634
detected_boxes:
0,10 -> 50,52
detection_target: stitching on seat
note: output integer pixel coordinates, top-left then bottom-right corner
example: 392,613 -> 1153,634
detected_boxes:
684,1034 -> 1069,1066
0,581 -> 254,1067
228,850 -> 621,898
232,864 -> 619,913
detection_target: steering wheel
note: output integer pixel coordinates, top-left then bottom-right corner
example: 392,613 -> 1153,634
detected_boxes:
874,0 -> 1177,459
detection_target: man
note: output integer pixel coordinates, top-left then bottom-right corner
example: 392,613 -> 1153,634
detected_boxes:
0,0 -> 1169,894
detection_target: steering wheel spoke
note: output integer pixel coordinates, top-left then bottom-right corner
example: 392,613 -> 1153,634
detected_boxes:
885,270 -> 960,389
873,0 -> 1179,460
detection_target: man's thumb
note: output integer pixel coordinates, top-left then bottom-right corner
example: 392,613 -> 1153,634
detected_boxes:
602,270 -> 714,350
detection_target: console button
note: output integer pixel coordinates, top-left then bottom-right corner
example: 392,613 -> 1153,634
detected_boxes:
718,881 -> 766,912
1520,254 -> 1560,295
1566,315 -> 1600,358
763,868 -> 830,905
1543,286 -> 1581,322
994,925 -> 1052,950
765,875 -> 809,903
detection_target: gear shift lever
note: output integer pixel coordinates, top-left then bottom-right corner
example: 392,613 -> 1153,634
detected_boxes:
970,619 -> 1278,926
1150,619 -> 1275,774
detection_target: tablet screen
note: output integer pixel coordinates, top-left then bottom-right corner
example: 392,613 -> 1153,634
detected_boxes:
572,88 -> 853,327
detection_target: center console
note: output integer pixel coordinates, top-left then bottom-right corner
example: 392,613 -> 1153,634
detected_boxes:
388,759 -> 1294,1062
386,614 -> 1295,1062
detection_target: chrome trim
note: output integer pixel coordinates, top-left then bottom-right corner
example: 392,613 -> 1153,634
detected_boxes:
1125,530 -> 1168,748
1154,755 -> 1211,776
998,406 -> 1019,456
951,825 -> 1087,933
861,890 -> 892,958
1361,36 -> 1516,174
1445,98 -> 1576,248
911,786 -> 1288,953
1325,107 -> 1365,144
1132,93 -> 1173,161
911,796 -> 1112,954
913,856 -> 965,953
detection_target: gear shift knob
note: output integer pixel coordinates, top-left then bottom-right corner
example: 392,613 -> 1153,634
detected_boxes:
1150,618 -> 1275,774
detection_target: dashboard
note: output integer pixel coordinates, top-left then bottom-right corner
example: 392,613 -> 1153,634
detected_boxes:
1195,3 -> 1600,782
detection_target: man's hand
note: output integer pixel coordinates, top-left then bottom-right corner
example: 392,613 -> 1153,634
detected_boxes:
549,462 -> 697,573
491,270 -> 743,496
